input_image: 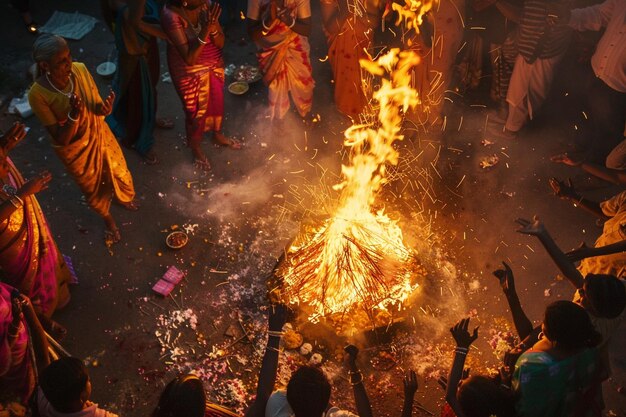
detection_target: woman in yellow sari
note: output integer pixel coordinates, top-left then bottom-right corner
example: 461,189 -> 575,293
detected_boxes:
28,35 -> 137,244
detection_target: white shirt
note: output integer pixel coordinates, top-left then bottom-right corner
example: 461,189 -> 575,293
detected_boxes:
569,0 -> 626,92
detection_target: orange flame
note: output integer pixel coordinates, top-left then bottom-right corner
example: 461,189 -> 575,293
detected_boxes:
279,49 -> 422,322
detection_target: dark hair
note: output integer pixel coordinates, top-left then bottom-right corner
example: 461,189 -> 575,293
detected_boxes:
153,374 -> 206,417
584,274 -> 626,319
167,0 -> 184,6
543,300 -> 601,349
287,366 -> 331,417
39,357 -> 89,413
457,375 -> 516,417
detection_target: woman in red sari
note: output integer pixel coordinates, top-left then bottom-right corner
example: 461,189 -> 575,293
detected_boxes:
161,0 -> 239,172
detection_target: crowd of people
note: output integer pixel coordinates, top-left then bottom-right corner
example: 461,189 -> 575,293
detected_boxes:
1,0 -> 625,416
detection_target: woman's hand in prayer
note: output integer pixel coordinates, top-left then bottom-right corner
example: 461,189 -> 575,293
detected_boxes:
98,90 -> 115,116
515,216 -> 547,237
549,177 -> 578,200
206,2 -> 222,34
18,171 -> 52,197
450,318 -> 478,349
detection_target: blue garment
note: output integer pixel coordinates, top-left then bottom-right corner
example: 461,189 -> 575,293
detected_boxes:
106,0 -> 160,156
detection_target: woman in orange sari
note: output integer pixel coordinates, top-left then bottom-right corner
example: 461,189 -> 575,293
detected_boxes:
320,0 -> 382,118
28,35 -> 137,244
0,122 -> 70,335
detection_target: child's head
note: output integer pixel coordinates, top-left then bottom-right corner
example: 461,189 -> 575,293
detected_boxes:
153,374 -> 206,417
40,357 -> 91,413
287,366 -> 331,417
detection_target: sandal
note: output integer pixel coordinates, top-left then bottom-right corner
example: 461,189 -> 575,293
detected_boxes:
104,228 -> 121,245
156,117 -> 175,129
143,150 -> 158,165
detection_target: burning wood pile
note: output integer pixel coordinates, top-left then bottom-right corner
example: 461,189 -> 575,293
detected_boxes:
274,49 -> 426,329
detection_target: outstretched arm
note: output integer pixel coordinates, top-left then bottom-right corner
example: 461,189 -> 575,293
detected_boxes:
400,370 -> 418,417
551,154 -> 626,186
493,262 -> 534,340
445,318 -> 478,417
549,178 -> 606,219
345,345 -> 373,417
244,303 -> 287,417
516,217 -> 585,289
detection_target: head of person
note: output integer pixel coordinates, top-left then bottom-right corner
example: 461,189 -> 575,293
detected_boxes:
32,34 -> 72,80
287,366 -> 331,417
167,0 -> 205,10
152,374 -> 206,417
457,375 -> 516,417
40,357 -> 91,413
580,274 -> 626,319
542,300 -> 601,349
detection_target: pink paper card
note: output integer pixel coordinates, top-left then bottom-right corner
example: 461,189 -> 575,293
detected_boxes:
162,266 -> 185,285
152,279 -> 175,297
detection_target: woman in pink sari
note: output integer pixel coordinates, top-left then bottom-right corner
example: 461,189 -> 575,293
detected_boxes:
162,0 -> 239,172
0,283 -> 50,403
0,122 -> 71,336
247,0 -> 315,121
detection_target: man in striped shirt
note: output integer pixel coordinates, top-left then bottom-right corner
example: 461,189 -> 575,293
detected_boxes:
563,0 -> 626,167
489,0 -> 572,138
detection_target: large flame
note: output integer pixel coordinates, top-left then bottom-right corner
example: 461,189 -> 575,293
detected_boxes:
278,48 -> 424,323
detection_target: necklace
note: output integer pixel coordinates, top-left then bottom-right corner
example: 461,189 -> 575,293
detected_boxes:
181,7 -> 202,35
45,72 -> 74,97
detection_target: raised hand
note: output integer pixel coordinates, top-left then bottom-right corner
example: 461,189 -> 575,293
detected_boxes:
19,171 -> 52,197
493,261 -> 516,297
1,121 -> 28,150
549,177 -> 578,200
344,344 -> 359,367
99,89 -> 115,116
515,216 -> 547,237
565,241 -> 593,262
207,2 -> 222,33
550,153 -> 581,167
69,93 -> 84,118
450,318 -> 478,349
268,303 -> 287,332
403,370 -> 418,398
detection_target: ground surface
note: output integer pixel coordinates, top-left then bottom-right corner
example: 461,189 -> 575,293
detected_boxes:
1,0 -> 625,416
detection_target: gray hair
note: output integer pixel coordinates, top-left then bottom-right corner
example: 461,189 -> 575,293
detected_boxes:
32,34 -> 68,64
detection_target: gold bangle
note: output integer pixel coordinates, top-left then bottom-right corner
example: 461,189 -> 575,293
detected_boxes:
9,196 -> 23,209
266,346 -> 282,353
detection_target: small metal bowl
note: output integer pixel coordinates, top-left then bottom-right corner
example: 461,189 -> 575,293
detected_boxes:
96,62 -> 116,78
166,231 -> 188,250
228,81 -> 249,95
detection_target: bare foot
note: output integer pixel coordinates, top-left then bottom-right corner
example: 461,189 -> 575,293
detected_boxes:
213,132 -> 242,149
104,216 -> 121,245
119,200 -> 140,211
